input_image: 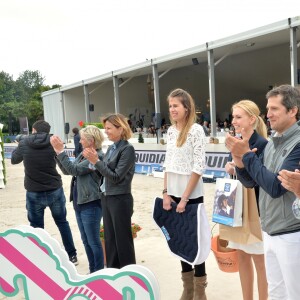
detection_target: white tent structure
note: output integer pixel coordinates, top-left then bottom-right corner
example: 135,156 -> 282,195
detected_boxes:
42,17 -> 300,141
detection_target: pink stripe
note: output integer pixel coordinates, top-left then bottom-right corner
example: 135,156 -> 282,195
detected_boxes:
0,277 -> 15,293
86,291 -> 93,297
28,237 -> 49,255
130,275 -> 149,291
87,279 -> 122,299
0,237 -> 67,299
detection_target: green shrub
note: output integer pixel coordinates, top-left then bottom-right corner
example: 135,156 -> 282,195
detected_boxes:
5,137 -> 11,143
87,122 -> 104,129
138,133 -> 144,143
0,126 -> 6,185
78,121 -> 104,129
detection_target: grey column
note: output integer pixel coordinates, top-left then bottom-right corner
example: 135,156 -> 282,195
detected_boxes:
60,91 -> 66,126
60,91 -> 67,142
112,76 -> 120,113
207,49 -> 217,137
152,63 -> 161,140
83,84 -> 90,122
290,26 -> 298,87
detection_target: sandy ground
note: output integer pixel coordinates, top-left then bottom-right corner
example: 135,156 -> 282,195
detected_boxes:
0,159 -> 258,300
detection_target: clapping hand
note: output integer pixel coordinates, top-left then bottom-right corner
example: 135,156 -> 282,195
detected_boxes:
50,136 -> 64,154
278,169 -> 300,198
225,128 -> 256,168
83,148 -> 98,164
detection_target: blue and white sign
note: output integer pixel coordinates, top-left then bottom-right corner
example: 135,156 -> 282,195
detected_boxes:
4,146 -> 229,179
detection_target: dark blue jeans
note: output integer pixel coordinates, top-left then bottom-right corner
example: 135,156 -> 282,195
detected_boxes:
75,206 -> 104,273
26,187 -> 77,258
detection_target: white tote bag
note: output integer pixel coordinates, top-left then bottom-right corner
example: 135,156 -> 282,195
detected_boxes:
212,178 -> 243,227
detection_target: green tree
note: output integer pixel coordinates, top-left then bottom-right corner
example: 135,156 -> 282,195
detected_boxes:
14,70 -> 45,127
15,70 -> 45,98
0,71 -> 15,105
0,70 -> 60,133
0,72 -> 16,132
0,124 -> 6,185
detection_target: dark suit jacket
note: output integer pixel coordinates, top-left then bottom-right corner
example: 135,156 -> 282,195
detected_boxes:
228,130 -> 267,214
73,133 -> 82,158
94,140 -> 135,195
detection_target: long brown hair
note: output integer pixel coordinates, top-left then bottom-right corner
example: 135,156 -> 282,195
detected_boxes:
167,88 -> 197,147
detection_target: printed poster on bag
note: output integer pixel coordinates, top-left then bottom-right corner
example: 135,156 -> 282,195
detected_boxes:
212,178 -> 243,227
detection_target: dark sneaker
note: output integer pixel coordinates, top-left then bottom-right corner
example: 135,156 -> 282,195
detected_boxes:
69,255 -> 79,265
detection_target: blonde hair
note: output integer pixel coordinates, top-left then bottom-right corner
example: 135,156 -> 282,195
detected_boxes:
167,88 -> 197,147
102,113 -> 133,140
79,125 -> 104,149
232,100 -> 268,138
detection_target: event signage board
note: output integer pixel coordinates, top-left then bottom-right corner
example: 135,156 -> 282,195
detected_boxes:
4,146 -> 229,178
134,150 -> 229,179
0,226 -> 159,299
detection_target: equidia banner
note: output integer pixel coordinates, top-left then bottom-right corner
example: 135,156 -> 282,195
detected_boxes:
134,150 -> 229,178
4,146 -> 229,178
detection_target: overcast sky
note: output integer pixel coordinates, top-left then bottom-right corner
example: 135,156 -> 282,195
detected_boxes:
0,0 -> 299,86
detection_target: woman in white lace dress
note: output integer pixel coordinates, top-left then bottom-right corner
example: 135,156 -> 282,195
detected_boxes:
163,88 -> 207,300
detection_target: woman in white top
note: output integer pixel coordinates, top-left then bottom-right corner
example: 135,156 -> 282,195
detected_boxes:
163,88 -> 207,300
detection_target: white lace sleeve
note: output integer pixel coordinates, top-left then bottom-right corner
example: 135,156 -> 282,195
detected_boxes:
191,124 -> 206,175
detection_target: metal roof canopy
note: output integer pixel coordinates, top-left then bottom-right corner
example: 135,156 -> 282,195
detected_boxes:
42,16 -> 299,138
43,16 -> 299,96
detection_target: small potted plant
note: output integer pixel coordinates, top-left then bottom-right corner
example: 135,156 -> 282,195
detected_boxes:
100,222 -> 142,241
131,223 -> 142,238
100,223 -> 142,265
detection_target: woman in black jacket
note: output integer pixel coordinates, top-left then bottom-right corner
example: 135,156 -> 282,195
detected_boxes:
83,114 -> 136,269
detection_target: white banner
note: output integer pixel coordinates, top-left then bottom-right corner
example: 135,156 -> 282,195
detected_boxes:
135,150 -> 229,170
4,147 -> 230,177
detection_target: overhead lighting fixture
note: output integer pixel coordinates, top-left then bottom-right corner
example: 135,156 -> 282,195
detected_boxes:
245,42 -> 255,47
192,58 -> 199,65
147,74 -> 151,84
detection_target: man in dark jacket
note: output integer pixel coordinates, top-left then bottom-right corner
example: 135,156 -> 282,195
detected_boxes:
11,120 -> 78,264
72,127 -> 82,158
